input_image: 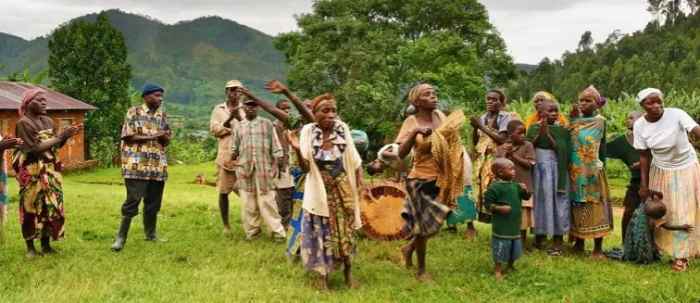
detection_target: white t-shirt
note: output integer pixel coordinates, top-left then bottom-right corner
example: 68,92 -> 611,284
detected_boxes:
633,108 -> 699,169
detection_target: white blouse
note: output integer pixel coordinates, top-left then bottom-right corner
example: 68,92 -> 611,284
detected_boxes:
633,108 -> 699,169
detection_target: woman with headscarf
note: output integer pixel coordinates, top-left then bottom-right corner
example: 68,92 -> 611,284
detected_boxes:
470,89 -> 515,222
633,88 -> 700,272
289,93 -> 363,289
523,91 -> 569,130
13,88 -> 81,258
568,85 -> 612,258
396,83 -> 466,281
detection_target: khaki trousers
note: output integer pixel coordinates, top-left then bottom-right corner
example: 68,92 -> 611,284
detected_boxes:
239,177 -> 286,239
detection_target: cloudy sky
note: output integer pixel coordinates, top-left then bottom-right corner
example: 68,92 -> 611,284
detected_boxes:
1,0 -> 654,64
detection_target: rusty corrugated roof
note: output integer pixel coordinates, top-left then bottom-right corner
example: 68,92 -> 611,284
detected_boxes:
0,81 -> 97,111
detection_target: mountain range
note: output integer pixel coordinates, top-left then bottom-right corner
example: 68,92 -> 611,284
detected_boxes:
0,9 -> 287,105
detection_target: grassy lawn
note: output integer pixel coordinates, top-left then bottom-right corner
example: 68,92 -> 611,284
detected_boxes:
1,162 -> 699,302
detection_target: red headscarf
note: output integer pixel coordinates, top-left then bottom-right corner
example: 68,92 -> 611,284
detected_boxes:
19,88 -> 46,116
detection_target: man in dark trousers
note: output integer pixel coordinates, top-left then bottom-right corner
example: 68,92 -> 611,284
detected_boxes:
111,83 -> 171,252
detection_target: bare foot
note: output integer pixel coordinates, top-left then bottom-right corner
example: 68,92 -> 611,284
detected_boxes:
464,228 -> 477,240
313,276 -> 330,290
591,251 -> 607,260
42,247 -> 58,255
345,279 -> 360,289
495,271 -> 504,281
25,250 -> 38,259
223,226 -> 232,238
416,272 -> 433,282
401,244 -> 414,268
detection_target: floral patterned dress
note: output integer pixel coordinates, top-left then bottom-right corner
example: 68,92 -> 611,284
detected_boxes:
13,116 -> 65,241
569,114 -> 612,239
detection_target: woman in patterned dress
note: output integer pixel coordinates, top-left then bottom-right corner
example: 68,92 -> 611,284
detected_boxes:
568,85 -> 612,259
13,88 -> 80,258
290,93 -> 363,289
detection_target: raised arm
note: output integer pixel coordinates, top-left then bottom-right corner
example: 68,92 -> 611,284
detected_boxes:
239,88 -> 290,123
265,80 -> 314,124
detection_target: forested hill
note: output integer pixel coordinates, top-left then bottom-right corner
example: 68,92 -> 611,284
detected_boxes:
0,9 -> 287,104
509,10 -> 700,102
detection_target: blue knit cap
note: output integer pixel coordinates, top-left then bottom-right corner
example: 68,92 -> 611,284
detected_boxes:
142,83 -> 164,97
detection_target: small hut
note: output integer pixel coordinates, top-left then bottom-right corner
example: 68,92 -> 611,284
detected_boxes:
0,81 -> 97,170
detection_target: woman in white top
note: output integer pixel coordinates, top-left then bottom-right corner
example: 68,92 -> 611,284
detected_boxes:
633,88 -> 700,272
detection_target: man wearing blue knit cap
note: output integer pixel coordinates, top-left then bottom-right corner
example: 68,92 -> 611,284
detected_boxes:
111,83 -> 171,252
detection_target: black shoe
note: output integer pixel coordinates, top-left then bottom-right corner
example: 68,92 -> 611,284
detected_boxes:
111,217 -> 132,252
144,214 -> 166,242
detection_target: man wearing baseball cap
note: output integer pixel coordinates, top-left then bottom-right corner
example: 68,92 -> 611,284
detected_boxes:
209,80 -> 248,236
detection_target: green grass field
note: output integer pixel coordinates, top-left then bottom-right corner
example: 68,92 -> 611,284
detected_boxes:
1,163 -> 699,302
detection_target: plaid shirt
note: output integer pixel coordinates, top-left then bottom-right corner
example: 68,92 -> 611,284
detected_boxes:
120,104 -> 169,181
231,117 -> 283,193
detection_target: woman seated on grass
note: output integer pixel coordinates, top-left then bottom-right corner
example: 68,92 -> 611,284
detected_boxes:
289,93 -> 363,290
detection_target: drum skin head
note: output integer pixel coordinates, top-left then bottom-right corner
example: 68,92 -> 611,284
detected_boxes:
360,181 -> 411,241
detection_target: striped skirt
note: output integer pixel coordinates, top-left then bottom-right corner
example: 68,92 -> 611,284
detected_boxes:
402,179 -> 451,238
649,161 -> 700,259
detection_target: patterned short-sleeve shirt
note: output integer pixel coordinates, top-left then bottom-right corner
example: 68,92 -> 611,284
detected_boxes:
120,104 -> 169,181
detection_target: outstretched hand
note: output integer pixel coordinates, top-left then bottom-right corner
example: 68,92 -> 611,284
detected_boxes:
265,80 -> 288,94
60,124 -> 83,140
0,137 -> 23,150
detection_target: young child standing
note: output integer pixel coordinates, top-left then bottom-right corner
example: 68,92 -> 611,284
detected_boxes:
484,158 -> 531,280
526,100 -> 571,255
496,120 -> 535,246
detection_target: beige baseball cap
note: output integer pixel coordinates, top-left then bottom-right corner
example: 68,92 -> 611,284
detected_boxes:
225,80 -> 244,89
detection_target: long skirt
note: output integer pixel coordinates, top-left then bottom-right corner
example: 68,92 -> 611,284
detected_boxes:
622,203 -> 660,264
402,179 -> 451,238
533,149 -> 570,236
570,169 -> 612,239
300,171 -> 356,275
649,162 -> 700,259
17,161 -> 64,241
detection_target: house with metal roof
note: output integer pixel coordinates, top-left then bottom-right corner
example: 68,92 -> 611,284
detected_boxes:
0,81 -> 97,170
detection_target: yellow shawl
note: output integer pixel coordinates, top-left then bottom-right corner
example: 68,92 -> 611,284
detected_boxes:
429,110 -> 466,207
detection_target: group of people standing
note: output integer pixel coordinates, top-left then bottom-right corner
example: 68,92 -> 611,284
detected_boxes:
4,78 -> 700,288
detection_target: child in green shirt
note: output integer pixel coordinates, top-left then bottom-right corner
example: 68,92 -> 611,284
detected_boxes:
484,158 -> 531,280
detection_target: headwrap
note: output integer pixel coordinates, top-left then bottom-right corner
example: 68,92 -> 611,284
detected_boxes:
19,88 -> 46,116
579,85 -> 606,108
636,88 -> 663,104
141,83 -> 164,97
407,83 -> 433,104
532,91 -> 557,103
310,93 -> 336,113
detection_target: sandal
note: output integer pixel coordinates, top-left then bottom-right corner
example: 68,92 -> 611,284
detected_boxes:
547,248 -> 563,257
672,259 -> 689,272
